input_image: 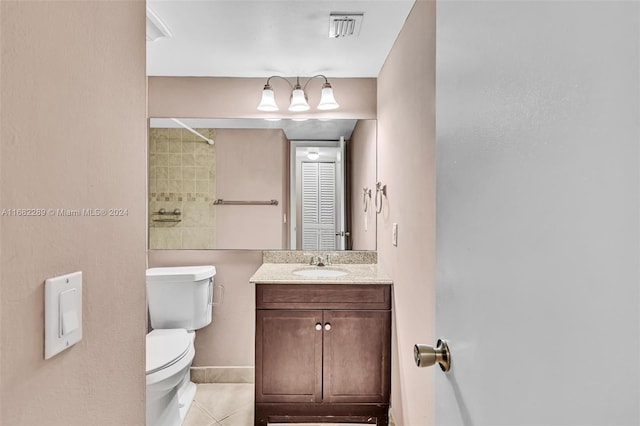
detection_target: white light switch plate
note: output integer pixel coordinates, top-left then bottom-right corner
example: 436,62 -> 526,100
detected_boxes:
44,271 -> 82,359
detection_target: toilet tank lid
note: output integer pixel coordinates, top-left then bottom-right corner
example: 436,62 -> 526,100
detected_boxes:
146,265 -> 216,283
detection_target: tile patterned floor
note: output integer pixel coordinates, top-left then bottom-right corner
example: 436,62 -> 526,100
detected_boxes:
183,383 -> 369,426
183,383 -> 253,426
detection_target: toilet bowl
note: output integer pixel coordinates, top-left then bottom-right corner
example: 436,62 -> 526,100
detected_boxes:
145,265 -> 216,426
146,329 -> 196,426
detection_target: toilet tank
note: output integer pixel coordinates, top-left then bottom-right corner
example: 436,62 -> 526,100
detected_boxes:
146,266 -> 216,331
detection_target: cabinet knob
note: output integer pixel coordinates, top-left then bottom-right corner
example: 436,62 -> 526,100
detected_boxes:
324,323 -> 332,331
315,323 -> 322,331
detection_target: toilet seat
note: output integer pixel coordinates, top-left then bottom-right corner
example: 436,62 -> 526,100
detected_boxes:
146,329 -> 192,376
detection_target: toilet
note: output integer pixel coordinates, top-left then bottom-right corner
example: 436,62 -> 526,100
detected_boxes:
145,265 -> 217,426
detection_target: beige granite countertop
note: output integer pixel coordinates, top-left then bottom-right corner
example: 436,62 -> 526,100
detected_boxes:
262,250 -> 377,264
250,262 -> 392,285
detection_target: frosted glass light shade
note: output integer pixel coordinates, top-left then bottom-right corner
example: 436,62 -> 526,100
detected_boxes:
257,86 -> 279,111
289,88 -> 310,112
317,85 -> 339,110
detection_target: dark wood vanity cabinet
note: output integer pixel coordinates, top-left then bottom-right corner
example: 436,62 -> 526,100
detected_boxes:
255,284 -> 391,426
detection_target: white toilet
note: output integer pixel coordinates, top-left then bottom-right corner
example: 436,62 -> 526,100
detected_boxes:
145,265 -> 217,426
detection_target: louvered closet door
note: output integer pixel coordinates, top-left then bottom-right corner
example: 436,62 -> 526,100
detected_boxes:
301,162 -> 336,250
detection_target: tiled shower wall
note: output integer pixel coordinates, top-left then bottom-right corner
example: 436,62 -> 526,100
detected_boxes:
148,128 -> 216,249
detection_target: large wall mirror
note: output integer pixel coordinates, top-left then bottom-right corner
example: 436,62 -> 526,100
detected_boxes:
148,118 -> 377,251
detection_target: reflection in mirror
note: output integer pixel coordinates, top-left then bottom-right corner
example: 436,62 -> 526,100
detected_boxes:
148,118 -> 376,251
290,139 -> 347,251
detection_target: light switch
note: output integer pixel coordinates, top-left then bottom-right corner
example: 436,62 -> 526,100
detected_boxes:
59,288 -> 78,336
45,271 -> 82,359
392,223 -> 398,247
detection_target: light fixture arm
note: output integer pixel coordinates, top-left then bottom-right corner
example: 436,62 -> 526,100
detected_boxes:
264,75 -> 295,90
302,74 -> 331,91
263,75 -> 331,91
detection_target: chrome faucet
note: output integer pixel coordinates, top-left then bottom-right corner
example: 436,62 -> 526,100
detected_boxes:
309,253 -> 332,266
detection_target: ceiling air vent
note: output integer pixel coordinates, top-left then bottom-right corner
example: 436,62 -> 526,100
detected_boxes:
329,13 -> 364,38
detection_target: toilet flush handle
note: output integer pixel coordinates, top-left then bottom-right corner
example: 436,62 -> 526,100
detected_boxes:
210,282 -> 225,306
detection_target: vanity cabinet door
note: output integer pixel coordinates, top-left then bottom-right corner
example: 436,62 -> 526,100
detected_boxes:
323,310 -> 391,403
255,310 -> 323,403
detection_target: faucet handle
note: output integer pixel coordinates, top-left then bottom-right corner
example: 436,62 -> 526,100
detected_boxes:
325,254 -> 331,265
309,255 -> 317,265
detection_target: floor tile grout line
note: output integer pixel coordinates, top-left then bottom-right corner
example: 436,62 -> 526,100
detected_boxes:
190,400 -> 217,422
202,399 -> 253,423
192,383 -> 254,423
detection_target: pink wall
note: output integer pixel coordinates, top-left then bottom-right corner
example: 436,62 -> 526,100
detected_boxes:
215,129 -> 288,249
148,76 -> 377,120
1,1 -> 147,425
349,120 -> 377,250
376,1 -> 436,425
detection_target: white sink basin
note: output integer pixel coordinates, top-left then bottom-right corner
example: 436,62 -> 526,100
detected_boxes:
293,268 -> 349,278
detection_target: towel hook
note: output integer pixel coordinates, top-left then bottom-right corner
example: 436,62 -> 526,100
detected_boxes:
375,182 -> 386,214
363,187 -> 372,213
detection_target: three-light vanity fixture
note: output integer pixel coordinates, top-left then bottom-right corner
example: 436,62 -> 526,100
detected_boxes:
257,75 -> 339,112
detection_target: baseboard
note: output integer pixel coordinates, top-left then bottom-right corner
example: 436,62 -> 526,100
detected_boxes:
190,366 -> 255,383
388,407 -> 397,426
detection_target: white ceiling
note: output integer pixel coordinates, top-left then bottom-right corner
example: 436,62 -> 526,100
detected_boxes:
146,0 -> 416,78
